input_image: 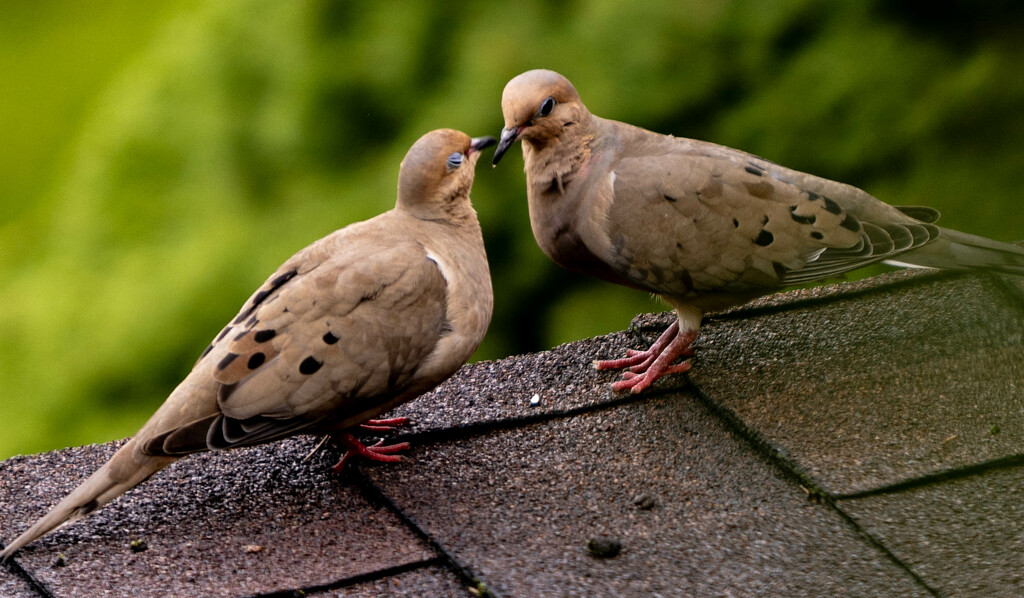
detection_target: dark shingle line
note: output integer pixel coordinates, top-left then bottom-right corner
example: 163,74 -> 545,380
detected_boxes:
706,269 -> 968,323
340,391 -> 673,598
351,469 -> 493,598
240,556 -> 448,598
683,378 -> 940,597
834,453 -> 1024,501
637,271 -> 980,338
382,389 -> 652,448
0,552 -> 56,598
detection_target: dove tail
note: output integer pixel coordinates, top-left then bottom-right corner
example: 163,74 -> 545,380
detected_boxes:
886,227 -> 1024,276
0,439 -> 174,561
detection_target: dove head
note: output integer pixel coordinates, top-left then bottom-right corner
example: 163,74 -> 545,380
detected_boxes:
397,129 -> 496,220
493,69 -> 588,165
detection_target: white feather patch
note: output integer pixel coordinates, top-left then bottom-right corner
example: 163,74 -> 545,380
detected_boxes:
425,250 -> 451,282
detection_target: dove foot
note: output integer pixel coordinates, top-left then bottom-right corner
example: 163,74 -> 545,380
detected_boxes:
595,321 -> 681,371
331,432 -> 411,472
596,321 -> 696,393
358,416 -> 409,432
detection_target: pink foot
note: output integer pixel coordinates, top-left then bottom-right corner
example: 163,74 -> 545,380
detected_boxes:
358,416 -> 409,433
330,419 -> 411,472
331,434 -> 411,472
595,321 -> 697,394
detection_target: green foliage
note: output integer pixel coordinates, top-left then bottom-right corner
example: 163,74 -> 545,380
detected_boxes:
2,0 -> 1024,458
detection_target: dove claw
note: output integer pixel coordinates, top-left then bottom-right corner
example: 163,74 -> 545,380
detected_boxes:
600,321 -> 695,393
331,432 -> 411,472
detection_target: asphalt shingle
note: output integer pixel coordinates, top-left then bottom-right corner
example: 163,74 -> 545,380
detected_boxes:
686,271 -> 1024,495
0,438 -> 436,597
2,270 -> 1022,597
840,466 -> 1024,597
370,395 -> 930,597
321,565 -> 473,597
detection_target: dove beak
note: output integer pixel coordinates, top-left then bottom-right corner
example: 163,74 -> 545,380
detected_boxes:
492,125 -> 522,166
468,135 -> 497,157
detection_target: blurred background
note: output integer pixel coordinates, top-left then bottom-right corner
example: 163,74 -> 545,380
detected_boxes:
2,0 -> 1023,458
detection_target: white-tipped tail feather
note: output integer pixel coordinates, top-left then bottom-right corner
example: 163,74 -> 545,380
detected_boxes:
888,227 -> 1024,276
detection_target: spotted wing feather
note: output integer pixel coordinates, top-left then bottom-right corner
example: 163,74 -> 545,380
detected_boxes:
146,232 -> 449,455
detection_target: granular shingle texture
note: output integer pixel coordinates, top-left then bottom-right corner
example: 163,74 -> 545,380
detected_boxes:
322,565 -> 471,597
368,397 -> 929,597
687,271 -> 1024,495
841,465 -> 1024,597
2,269 -> 1022,597
0,438 -> 438,597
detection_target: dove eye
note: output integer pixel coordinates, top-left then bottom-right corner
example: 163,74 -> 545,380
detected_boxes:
538,97 -> 556,117
446,152 -> 464,169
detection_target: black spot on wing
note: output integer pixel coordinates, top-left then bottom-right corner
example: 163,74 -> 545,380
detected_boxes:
269,270 -> 299,288
218,383 -> 237,403
663,194 -> 678,203
233,269 -> 298,324
217,353 -> 239,371
253,329 -> 276,343
216,327 -> 233,342
840,214 -> 862,232
744,165 -> 764,176
322,331 -> 339,344
754,230 -> 774,246
789,205 -> 816,225
198,344 -> 214,360
247,352 -> 265,369
235,292 -> 269,324
811,231 -> 824,240
732,218 -> 740,228
299,356 -> 323,375
822,196 -> 843,215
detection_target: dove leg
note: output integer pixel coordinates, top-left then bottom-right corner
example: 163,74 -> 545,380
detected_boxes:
598,305 -> 702,394
331,432 -> 411,472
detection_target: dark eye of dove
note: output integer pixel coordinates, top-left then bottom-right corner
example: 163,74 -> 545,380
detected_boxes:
537,97 -> 556,117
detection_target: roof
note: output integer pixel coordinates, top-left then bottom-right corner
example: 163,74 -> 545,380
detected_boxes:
2,269 -> 1022,597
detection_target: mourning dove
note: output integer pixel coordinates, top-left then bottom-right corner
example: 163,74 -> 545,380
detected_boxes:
1,129 -> 496,559
492,69 -> 1024,394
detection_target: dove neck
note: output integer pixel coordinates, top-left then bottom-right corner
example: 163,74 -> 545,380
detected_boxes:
523,113 -> 598,199
397,193 -> 480,226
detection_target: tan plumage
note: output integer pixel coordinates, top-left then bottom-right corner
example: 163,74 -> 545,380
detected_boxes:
492,69 -> 1024,393
1,129 -> 495,559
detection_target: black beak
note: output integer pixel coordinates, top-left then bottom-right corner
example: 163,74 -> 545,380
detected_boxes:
491,126 -> 521,166
468,135 -> 497,156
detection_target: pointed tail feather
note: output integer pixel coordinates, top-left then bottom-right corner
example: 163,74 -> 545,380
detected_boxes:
886,227 -> 1024,276
0,439 -> 175,561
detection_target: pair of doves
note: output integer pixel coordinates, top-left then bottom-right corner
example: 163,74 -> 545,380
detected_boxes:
4,70 -> 1023,558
